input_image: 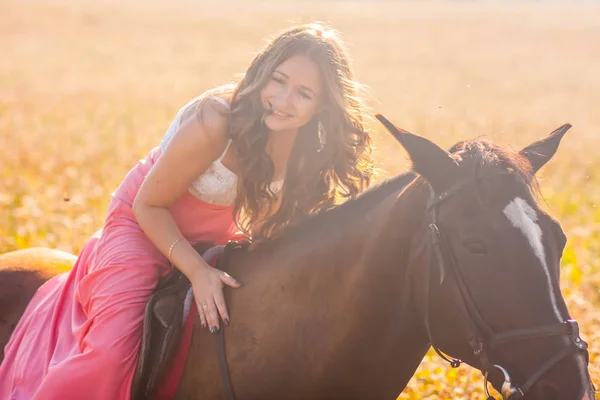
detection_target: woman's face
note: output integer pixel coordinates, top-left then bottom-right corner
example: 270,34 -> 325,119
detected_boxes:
260,53 -> 323,135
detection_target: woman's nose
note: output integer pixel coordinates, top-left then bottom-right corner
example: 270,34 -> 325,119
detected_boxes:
273,87 -> 292,109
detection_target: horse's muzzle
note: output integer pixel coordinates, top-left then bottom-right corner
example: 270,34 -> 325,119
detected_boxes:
581,392 -> 591,400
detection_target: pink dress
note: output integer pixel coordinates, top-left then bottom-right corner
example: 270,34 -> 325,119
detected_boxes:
0,96 -> 245,399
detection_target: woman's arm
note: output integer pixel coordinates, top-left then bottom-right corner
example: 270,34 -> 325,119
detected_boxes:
132,99 -> 240,331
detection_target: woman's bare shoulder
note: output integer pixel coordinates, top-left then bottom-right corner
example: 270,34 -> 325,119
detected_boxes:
179,96 -> 230,146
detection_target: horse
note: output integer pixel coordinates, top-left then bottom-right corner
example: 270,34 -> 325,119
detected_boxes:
0,116 -> 594,399
0,248 -> 76,357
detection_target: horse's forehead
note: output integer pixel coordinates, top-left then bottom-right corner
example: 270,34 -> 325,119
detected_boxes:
502,196 -> 563,321
473,170 -> 533,208
502,197 -> 542,256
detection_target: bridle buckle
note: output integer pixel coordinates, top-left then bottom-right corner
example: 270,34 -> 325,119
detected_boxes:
484,365 -> 524,399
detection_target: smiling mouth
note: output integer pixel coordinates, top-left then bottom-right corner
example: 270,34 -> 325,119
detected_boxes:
266,102 -> 292,118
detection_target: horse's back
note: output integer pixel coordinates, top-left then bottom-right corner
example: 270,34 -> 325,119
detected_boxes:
0,247 -> 76,362
0,247 -> 76,274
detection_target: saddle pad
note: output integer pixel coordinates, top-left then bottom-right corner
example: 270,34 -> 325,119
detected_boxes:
151,251 -> 223,400
151,300 -> 197,400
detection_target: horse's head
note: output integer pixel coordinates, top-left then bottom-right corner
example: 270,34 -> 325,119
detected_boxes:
376,114 -> 594,400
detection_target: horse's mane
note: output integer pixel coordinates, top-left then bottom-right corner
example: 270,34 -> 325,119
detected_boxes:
252,137 -> 539,250
255,171 -> 417,249
447,137 -> 541,203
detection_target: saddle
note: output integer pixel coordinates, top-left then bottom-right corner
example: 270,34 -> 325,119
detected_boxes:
130,241 -> 218,400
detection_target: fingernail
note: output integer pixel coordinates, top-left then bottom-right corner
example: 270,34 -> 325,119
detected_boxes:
224,318 -> 229,326
210,326 -> 218,334
235,280 -> 242,286
201,323 -> 206,329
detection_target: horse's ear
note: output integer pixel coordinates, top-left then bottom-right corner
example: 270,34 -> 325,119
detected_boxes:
376,114 -> 460,191
519,123 -> 571,174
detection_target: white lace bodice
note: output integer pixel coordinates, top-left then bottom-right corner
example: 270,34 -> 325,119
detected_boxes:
160,95 -> 283,206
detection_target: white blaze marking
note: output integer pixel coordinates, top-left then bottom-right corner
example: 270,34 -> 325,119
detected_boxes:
504,197 -> 591,394
502,197 -> 562,320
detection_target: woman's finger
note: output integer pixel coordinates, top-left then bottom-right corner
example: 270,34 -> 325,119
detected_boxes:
213,289 -> 229,326
205,297 -> 220,333
197,301 -> 208,329
219,270 -> 242,288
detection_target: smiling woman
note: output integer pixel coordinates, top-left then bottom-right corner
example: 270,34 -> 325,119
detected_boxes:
0,22 -> 375,400
225,23 -> 375,241
261,55 -> 323,136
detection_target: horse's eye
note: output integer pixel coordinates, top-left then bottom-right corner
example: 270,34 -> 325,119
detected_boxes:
462,239 -> 488,254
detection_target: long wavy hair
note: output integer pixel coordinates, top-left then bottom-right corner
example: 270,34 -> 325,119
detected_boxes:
195,23 -> 375,240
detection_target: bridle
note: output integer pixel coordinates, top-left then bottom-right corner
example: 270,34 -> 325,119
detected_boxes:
422,175 -> 591,399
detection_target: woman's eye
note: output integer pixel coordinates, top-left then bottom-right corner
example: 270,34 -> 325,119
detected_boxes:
272,77 -> 285,84
299,91 -> 312,100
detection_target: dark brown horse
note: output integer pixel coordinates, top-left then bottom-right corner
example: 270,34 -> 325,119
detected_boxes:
0,117 -> 595,399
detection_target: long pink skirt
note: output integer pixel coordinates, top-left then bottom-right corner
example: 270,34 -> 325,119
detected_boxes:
0,147 -> 238,399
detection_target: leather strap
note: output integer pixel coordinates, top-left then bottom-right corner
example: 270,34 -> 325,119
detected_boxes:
211,241 -> 244,400
217,319 -> 235,400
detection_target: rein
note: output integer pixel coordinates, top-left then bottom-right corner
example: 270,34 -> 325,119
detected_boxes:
422,175 -> 590,399
215,240 -> 247,400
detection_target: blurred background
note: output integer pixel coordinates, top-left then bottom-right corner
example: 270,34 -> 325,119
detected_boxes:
1,0 -> 598,398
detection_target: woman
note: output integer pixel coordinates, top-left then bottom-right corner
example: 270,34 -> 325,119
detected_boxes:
0,22 -> 374,399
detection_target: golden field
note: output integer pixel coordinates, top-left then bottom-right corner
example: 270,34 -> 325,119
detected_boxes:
1,0 -> 598,398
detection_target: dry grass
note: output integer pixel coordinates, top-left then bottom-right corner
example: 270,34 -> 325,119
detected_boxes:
1,0 -> 598,398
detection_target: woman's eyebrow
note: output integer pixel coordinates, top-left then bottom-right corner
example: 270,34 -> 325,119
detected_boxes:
273,70 -> 317,96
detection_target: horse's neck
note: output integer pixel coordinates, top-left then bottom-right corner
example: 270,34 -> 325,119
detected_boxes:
314,183 -> 431,397
181,178 -> 431,399
225,182 -> 430,398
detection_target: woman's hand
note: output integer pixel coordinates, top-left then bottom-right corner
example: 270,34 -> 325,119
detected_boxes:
189,264 -> 241,332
